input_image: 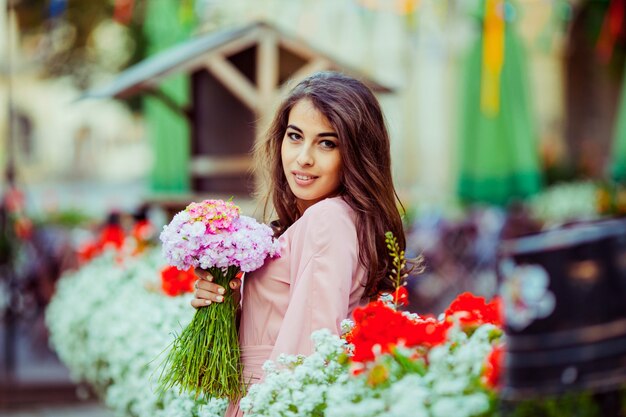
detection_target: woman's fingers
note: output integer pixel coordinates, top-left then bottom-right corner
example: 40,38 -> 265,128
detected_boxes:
195,279 -> 224,294
194,288 -> 225,303
228,279 -> 242,305
190,276 -> 239,309
191,298 -> 211,308
194,269 -> 214,282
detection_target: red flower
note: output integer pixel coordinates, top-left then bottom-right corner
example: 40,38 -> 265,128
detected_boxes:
347,301 -> 450,363
100,224 -> 125,249
77,224 -> 128,263
444,292 -> 503,328
483,344 -> 504,389
78,241 -> 102,263
405,315 -> 451,347
393,286 -> 409,306
161,265 -> 196,297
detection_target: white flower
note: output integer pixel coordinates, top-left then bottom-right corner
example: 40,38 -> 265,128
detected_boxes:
46,249 -> 228,417
340,319 -> 354,335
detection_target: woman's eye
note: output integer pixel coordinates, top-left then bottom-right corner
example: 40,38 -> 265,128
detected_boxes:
320,140 -> 337,149
287,132 -> 302,141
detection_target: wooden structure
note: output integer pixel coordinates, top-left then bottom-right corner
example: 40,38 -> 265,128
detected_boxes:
85,21 -> 391,196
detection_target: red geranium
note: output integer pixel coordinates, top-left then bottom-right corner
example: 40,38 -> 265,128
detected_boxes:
347,301 -> 450,363
404,315 -> 451,348
393,286 -> 409,306
483,344 -> 504,389
77,224 -> 127,263
444,292 -> 503,328
78,241 -> 101,263
100,224 -> 125,249
161,265 -> 196,297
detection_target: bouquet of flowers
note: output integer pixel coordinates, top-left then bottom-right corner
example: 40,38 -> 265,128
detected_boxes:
158,199 -> 280,400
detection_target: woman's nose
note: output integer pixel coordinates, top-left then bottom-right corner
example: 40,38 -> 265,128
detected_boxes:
296,146 -> 314,167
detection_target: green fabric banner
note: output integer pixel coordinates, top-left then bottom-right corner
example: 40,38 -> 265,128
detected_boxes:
457,0 -> 543,206
143,0 -> 196,193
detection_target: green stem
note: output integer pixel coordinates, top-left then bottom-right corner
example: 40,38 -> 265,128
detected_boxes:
158,265 -> 244,400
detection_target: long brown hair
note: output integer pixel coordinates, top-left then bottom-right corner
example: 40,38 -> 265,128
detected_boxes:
255,71 -> 406,299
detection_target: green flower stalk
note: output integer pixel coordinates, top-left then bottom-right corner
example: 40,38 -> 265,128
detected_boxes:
159,266 -> 243,400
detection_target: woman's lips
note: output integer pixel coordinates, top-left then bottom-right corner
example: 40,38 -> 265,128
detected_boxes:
293,172 -> 318,186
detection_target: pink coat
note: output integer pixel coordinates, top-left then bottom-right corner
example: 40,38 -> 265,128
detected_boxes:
225,197 -> 367,417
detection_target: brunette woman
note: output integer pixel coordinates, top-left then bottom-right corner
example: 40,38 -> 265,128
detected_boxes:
191,71 -> 406,417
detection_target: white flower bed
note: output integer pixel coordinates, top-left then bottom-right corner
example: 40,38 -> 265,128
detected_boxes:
46,249 -> 228,417
241,326 -> 498,417
47,249 -> 501,417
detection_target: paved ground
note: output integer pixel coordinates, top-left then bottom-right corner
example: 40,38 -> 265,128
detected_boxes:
3,402 -> 115,417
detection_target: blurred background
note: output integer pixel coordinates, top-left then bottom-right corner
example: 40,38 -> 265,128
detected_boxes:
2,0 -> 626,414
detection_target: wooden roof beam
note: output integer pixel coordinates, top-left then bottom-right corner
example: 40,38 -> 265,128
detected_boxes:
213,28 -> 260,58
204,53 -> 260,113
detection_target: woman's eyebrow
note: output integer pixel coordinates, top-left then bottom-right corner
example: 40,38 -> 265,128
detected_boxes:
287,124 -> 337,138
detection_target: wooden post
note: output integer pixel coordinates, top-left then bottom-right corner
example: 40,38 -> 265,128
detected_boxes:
255,27 -> 279,144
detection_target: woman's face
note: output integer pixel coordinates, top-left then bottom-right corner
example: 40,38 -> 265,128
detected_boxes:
281,99 -> 342,212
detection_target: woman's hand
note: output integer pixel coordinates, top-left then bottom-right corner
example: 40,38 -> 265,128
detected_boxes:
190,269 -> 242,308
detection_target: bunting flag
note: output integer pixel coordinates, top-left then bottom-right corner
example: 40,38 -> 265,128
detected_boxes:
480,0 -> 505,117
597,0 -> 626,64
114,0 -> 135,25
48,0 -> 67,19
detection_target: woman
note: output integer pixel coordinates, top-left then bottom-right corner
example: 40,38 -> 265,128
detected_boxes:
191,71 -> 406,416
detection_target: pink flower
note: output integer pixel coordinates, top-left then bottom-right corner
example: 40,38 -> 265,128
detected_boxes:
160,200 -> 280,272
